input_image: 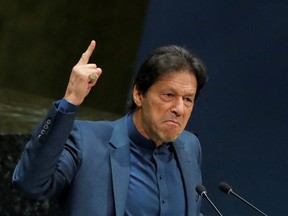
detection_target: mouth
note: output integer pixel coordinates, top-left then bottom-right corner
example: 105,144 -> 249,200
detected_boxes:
164,120 -> 181,127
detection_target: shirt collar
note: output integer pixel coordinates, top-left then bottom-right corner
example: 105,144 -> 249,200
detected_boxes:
127,113 -> 171,151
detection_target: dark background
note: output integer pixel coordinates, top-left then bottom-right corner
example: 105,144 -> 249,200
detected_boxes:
0,0 -> 148,113
1,0 -> 287,215
137,1 -> 288,215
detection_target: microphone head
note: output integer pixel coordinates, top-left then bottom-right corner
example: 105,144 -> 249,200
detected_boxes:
218,182 -> 232,194
196,184 -> 207,196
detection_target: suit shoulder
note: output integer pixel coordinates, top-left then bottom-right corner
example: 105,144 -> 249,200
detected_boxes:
75,117 -> 120,129
179,130 -> 200,144
72,116 -> 126,136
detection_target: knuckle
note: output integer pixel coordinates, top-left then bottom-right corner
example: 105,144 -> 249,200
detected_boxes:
72,65 -> 82,74
72,65 -> 79,71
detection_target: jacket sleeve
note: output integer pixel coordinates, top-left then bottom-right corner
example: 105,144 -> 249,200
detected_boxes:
12,102 -> 82,200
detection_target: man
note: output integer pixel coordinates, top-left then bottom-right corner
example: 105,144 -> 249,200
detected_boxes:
13,40 -> 207,216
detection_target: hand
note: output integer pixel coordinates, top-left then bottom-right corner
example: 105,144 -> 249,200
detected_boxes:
64,40 -> 102,106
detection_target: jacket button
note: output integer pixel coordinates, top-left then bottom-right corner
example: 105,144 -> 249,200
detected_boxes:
43,124 -> 49,130
46,119 -> 52,125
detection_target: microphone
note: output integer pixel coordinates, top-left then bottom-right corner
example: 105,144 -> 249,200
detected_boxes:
196,184 -> 223,216
218,182 -> 268,216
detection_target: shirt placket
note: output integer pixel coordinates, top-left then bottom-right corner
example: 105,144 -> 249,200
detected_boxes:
153,149 -> 168,215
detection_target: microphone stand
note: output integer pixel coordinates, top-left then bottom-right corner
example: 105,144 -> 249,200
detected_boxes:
202,192 -> 223,216
230,190 -> 268,216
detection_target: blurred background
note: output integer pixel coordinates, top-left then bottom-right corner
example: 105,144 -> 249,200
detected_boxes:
1,0 -> 287,215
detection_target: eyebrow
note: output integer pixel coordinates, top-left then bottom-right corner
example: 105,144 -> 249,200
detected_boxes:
161,86 -> 196,96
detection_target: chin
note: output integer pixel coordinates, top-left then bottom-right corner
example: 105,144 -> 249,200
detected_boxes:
162,135 -> 179,143
158,128 -> 182,143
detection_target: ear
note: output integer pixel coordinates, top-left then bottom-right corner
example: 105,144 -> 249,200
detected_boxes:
133,86 -> 143,107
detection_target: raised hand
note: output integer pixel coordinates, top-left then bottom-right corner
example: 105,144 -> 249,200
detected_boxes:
64,40 -> 102,106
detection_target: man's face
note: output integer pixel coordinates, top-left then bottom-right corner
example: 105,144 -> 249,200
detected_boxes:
133,70 -> 197,146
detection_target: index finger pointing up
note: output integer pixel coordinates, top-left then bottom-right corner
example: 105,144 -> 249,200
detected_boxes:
77,40 -> 96,65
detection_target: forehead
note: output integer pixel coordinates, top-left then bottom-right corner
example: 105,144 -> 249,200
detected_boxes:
152,70 -> 197,92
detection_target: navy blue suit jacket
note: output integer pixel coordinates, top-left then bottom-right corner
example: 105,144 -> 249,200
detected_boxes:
13,104 -> 202,216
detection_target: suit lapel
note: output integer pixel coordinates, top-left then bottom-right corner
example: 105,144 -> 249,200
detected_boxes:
173,140 -> 196,216
109,116 -> 131,216
108,116 -> 200,216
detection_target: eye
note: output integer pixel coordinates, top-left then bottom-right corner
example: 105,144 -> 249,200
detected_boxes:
184,97 -> 192,102
183,97 -> 194,105
161,93 -> 175,101
166,93 -> 174,98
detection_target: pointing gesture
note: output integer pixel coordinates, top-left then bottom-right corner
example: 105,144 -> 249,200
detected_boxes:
64,40 -> 102,106
77,40 -> 96,65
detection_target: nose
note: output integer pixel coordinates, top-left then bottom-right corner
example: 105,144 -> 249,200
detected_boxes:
171,97 -> 185,116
